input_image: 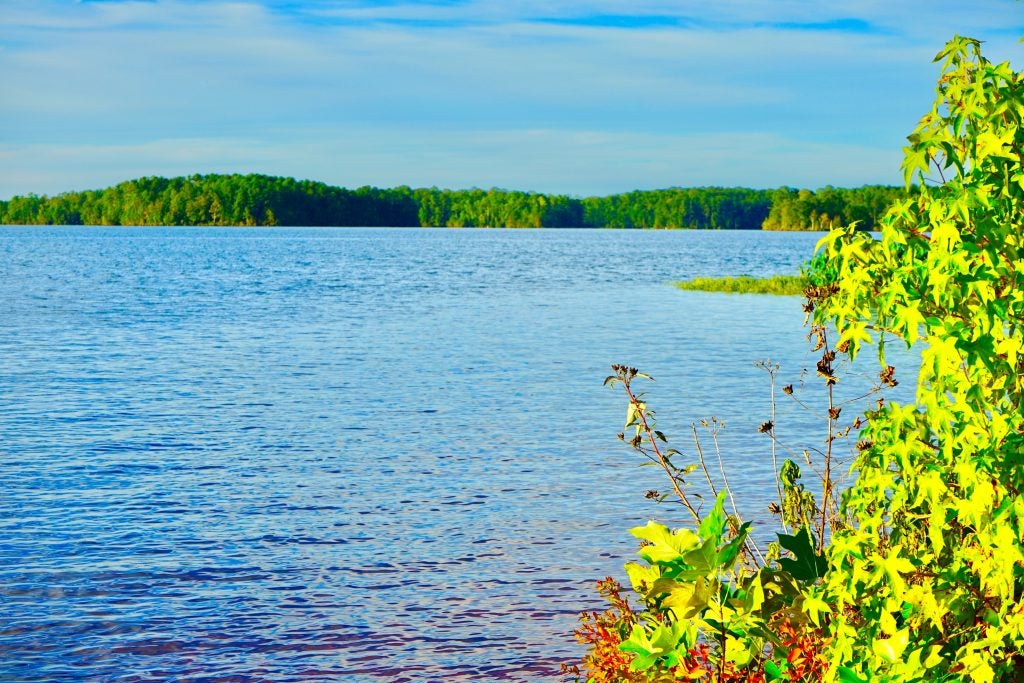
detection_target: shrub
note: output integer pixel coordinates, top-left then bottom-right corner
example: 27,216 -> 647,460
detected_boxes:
568,34 -> 1024,683
814,36 -> 1024,682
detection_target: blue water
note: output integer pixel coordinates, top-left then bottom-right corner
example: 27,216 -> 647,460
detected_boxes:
0,227 -> 893,682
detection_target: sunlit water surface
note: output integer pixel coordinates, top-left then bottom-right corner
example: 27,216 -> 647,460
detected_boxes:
0,227 -> 905,682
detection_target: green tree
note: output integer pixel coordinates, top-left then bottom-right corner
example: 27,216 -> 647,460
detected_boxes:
816,36 -> 1024,682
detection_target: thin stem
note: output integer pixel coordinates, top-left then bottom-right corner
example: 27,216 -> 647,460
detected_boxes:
820,343 -> 835,553
704,420 -> 766,567
710,424 -> 741,528
691,424 -> 718,499
762,361 -> 787,534
621,378 -> 702,527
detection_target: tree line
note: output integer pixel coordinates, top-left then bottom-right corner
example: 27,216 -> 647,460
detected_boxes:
0,173 -> 908,230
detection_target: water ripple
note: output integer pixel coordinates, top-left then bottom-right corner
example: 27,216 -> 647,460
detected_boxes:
1,227 -> 908,681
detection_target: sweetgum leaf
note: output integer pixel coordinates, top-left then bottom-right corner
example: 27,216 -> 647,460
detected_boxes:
776,526 -> 826,582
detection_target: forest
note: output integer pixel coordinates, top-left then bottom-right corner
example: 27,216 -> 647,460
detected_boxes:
0,173 -> 907,231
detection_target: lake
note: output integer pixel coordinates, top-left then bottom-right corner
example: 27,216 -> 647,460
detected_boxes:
0,227 -> 896,682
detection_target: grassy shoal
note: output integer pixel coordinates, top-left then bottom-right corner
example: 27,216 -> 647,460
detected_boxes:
674,275 -> 807,295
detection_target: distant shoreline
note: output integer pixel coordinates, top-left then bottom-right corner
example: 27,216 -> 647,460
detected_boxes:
0,173 -> 906,231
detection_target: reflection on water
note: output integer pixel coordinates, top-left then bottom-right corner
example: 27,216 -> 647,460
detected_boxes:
0,227 -> 904,681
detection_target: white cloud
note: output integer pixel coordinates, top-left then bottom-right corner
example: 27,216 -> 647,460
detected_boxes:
0,0 -> 1019,198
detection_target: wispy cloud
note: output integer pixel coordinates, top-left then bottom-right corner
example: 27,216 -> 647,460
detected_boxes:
1,0 -> 1020,198
0,127 -> 900,196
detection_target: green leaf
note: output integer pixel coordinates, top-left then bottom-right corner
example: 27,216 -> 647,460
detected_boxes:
776,526 -> 827,582
619,625 -> 661,670
681,537 -> 719,576
837,667 -> 870,683
698,490 -> 728,542
717,522 -> 750,569
624,401 -> 638,429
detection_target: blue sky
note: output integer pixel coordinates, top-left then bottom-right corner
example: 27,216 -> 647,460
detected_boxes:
1,0 -> 1021,199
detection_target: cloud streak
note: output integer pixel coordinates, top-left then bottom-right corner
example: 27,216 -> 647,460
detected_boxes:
1,0 -> 1020,198
0,127 -> 900,196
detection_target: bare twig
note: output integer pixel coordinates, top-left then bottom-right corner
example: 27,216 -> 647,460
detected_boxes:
614,366 -> 702,527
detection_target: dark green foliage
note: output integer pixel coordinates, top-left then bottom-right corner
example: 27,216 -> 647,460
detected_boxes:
761,185 -> 909,231
0,174 -> 908,229
410,186 -> 583,227
775,527 -> 827,582
581,187 -> 774,229
0,174 -> 420,228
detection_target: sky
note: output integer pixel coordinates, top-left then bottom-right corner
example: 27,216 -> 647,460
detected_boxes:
1,1 -> 1022,199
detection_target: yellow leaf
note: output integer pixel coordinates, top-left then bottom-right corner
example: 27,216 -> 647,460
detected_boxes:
976,130 -> 1011,159
872,628 -> 910,663
803,593 -> 832,628
959,650 -> 996,683
923,645 -> 943,668
659,577 -> 713,620
930,221 -> 961,252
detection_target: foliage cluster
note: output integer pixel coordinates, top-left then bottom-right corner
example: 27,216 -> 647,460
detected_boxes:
815,36 -> 1024,682
0,174 -> 420,228
568,35 -> 1024,683
762,186 -> 908,232
580,188 -> 774,230
0,176 -> 904,231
